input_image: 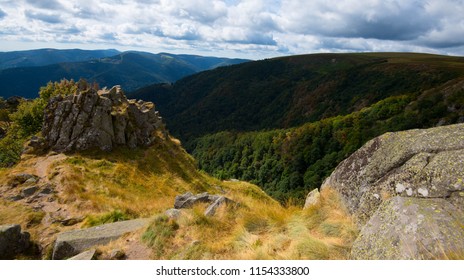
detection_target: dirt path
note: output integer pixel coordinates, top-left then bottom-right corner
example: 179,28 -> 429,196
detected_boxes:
34,153 -> 66,179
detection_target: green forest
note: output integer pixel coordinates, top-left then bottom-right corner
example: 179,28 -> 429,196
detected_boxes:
190,80 -> 464,203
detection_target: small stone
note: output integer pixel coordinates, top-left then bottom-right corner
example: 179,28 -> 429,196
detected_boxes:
373,194 -> 380,200
7,195 -> 23,201
165,208 -> 182,220
406,188 -> 413,196
418,188 -> 429,197
304,188 -> 321,208
21,186 -> 38,197
395,183 -> 406,193
204,196 -> 233,216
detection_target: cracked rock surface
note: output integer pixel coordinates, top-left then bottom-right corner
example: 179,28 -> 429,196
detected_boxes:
320,123 -> 464,259
39,85 -> 165,152
322,123 -> 464,226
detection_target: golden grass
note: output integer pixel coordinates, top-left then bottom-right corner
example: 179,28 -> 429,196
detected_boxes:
1,135 -> 358,260
143,185 -> 358,260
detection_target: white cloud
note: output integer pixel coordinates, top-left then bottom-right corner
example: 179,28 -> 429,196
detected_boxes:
0,0 -> 463,59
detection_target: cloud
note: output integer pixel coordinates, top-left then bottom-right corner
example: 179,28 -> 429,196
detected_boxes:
279,0 -> 435,40
24,10 -> 63,24
0,0 -> 463,59
26,0 -> 64,10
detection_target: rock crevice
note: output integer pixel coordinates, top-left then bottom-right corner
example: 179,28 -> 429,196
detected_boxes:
39,85 -> 165,152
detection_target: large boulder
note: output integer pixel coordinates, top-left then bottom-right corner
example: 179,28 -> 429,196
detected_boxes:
322,123 -> 464,226
40,85 -> 165,152
0,224 -> 30,259
52,218 -> 150,260
351,197 -> 464,260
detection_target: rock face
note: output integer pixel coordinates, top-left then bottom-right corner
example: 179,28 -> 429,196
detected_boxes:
52,218 -> 150,260
320,123 -> 464,259
0,224 -> 30,259
322,123 -> 464,226
41,85 -> 165,152
351,197 -> 464,260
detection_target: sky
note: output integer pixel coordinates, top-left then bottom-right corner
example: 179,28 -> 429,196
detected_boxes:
0,0 -> 463,59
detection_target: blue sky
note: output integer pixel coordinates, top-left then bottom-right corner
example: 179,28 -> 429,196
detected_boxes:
0,0 -> 463,59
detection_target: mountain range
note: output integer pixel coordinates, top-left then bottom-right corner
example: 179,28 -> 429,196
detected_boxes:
0,49 -> 249,99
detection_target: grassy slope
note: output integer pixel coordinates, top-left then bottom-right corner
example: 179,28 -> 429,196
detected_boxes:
0,134 -> 356,259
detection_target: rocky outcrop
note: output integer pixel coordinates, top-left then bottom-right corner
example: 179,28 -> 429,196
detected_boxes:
320,123 -> 464,259
0,224 -> 30,259
351,197 -> 464,260
39,85 -> 165,152
52,218 -> 150,260
322,123 -> 464,226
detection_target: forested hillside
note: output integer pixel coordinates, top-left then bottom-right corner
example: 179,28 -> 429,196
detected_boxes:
130,53 -> 464,142
130,53 -> 464,203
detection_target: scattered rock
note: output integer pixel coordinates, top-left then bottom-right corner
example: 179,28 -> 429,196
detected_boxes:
38,85 -> 165,153
303,188 -> 320,209
204,196 -> 233,216
52,218 -> 150,260
68,249 -> 96,260
174,192 -> 219,209
7,195 -> 23,201
322,123 -> 464,226
9,173 -> 39,187
165,208 -> 182,220
351,197 -> 464,260
0,224 -> 30,259
21,186 -> 38,197
173,192 -> 236,217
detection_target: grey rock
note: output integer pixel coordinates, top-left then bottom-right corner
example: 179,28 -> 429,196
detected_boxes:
322,123 -> 464,226
351,197 -> 464,260
68,249 -> 96,260
40,85 -> 165,153
303,188 -> 320,209
174,192 -> 225,209
0,224 -> 30,259
204,196 -> 234,216
21,186 -> 38,197
10,173 -> 39,186
165,208 -> 182,220
7,195 -> 23,201
52,218 -> 150,260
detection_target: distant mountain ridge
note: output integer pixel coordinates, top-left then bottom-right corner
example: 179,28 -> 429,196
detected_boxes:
0,49 -> 249,99
0,48 -> 120,70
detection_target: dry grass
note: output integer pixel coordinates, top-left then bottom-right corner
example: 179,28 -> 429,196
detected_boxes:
143,185 -> 358,260
1,135 -> 358,260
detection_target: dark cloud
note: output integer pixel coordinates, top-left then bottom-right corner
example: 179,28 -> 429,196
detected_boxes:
227,32 -> 277,46
24,10 -> 63,24
0,9 -> 7,19
26,0 -> 64,10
